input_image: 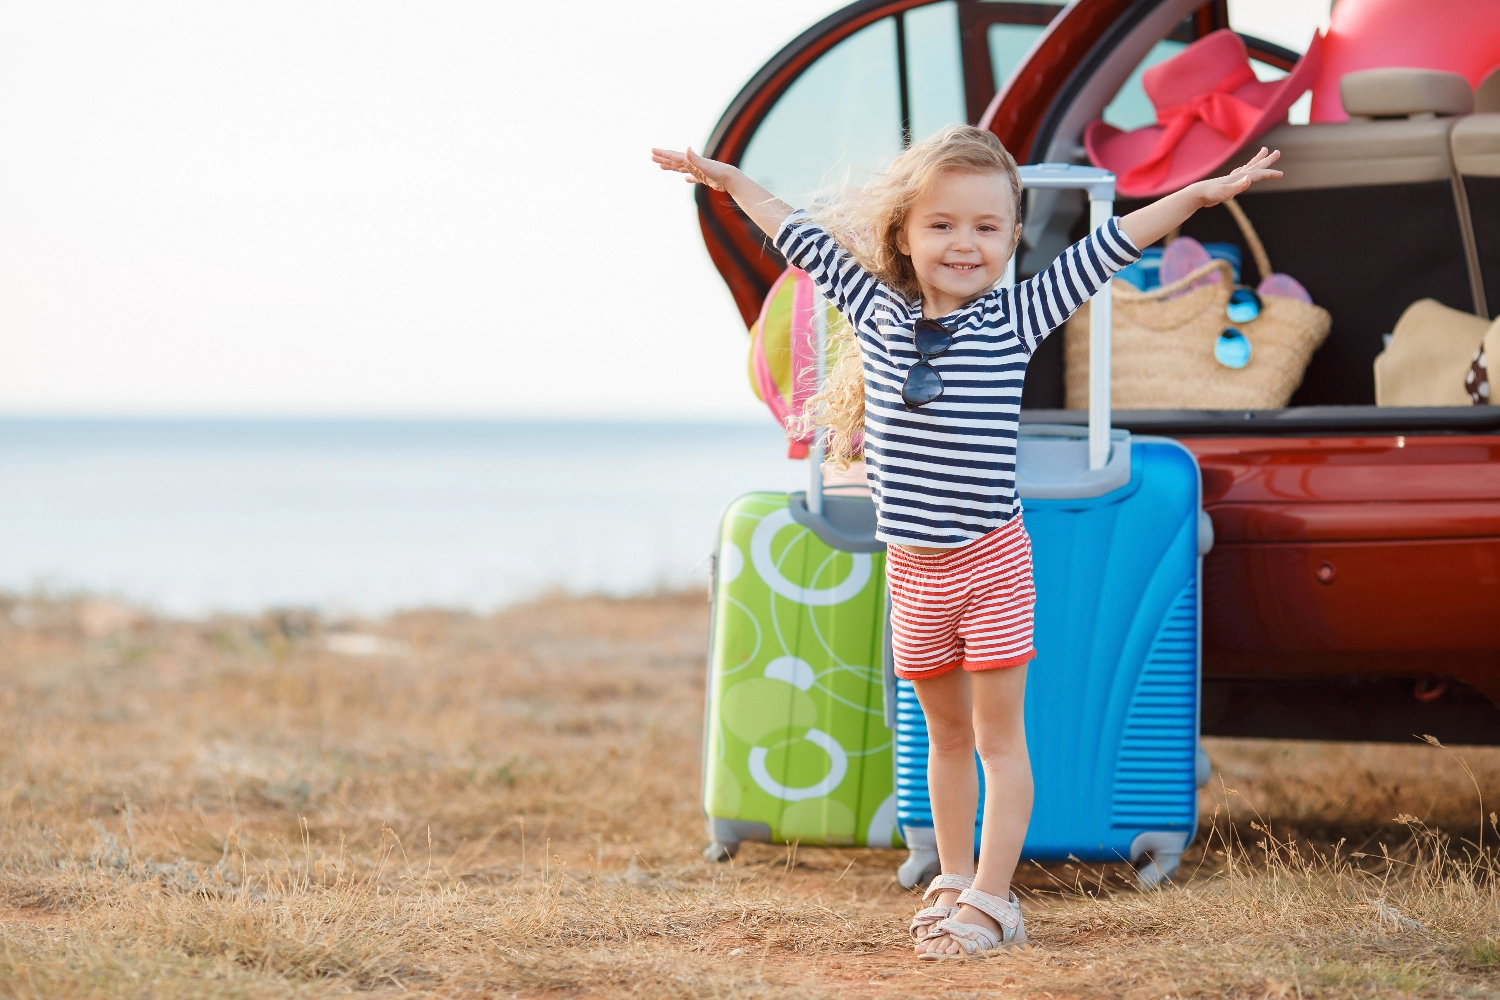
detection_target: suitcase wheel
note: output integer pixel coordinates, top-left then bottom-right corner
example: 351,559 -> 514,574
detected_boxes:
703,840 -> 739,863
1135,850 -> 1182,890
1130,831 -> 1189,890
897,847 -> 941,890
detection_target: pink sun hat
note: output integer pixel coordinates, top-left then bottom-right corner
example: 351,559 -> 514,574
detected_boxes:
1085,29 -> 1325,200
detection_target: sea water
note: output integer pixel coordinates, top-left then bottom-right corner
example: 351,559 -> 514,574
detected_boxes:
0,419 -> 810,616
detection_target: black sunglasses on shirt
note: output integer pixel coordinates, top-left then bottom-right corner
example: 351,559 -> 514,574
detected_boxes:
901,318 -> 954,408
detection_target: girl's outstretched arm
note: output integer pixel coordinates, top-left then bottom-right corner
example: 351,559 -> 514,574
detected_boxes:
652,147 -> 793,238
1119,148 -> 1282,251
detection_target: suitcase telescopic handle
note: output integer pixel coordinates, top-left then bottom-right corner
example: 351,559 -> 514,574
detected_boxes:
1009,164 -> 1116,471
808,286 -> 829,514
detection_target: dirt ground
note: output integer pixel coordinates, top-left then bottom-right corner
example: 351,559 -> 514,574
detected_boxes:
0,591 -> 1497,999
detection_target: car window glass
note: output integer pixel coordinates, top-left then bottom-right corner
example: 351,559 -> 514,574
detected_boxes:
987,22 -> 1049,94
740,18 -> 902,206
905,1 -> 965,143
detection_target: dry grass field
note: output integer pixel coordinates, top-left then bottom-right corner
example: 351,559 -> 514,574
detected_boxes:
1,591 -> 1497,999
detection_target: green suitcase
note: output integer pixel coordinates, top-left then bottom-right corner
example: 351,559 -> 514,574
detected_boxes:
701,489 -> 899,860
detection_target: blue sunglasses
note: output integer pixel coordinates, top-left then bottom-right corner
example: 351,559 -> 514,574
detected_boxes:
1217,287 -> 1262,369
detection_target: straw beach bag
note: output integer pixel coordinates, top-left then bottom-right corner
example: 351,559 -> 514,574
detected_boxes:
1062,204 -> 1331,410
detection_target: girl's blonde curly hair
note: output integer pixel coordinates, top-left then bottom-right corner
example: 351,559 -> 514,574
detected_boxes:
797,125 -> 1022,468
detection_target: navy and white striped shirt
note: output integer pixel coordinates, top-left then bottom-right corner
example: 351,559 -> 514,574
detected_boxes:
775,209 -> 1140,548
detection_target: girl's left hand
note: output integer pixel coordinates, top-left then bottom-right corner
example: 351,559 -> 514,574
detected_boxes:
1195,147 -> 1282,206
1121,148 -> 1283,250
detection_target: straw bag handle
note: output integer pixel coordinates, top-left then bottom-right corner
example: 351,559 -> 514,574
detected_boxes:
1223,198 -> 1271,284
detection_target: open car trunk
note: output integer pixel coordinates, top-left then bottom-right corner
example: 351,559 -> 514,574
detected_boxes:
696,0 -> 1500,743
1022,406 -> 1500,744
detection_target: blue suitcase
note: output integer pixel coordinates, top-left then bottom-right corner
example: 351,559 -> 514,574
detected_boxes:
890,166 -> 1212,890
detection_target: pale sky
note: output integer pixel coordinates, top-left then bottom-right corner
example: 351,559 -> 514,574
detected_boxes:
0,1 -> 1326,420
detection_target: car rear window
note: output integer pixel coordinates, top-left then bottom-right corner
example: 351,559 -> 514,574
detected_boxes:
987,22 -> 1050,95
739,18 -> 904,205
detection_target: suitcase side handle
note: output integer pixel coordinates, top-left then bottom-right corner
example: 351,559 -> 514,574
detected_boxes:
787,492 -> 885,553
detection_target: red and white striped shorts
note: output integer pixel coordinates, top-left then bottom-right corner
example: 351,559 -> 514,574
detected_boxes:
887,516 -> 1036,680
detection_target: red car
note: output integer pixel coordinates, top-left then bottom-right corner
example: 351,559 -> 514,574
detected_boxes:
697,0 -> 1500,744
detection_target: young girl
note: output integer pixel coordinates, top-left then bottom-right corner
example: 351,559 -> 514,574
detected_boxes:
653,126 -> 1280,958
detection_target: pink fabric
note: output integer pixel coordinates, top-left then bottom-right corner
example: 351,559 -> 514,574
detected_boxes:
751,267 -> 858,460
1142,31 -> 1262,107
749,284 -> 790,427
1258,273 -> 1312,303
789,272 -> 816,422
1307,0 -> 1500,123
1158,237 -> 1223,299
1158,236 -> 1211,285
1119,62 -> 1261,194
750,268 -> 817,457
1085,29 -> 1324,199
887,517 -> 1037,680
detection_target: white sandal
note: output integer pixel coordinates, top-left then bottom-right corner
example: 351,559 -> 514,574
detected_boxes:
907,873 -> 973,943
918,886 -> 1026,959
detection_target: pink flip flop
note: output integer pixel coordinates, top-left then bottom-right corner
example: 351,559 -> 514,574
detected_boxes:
1159,237 -> 1222,298
1258,272 -> 1312,303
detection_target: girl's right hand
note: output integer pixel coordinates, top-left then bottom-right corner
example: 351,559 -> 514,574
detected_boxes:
651,147 -> 738,192
652,146 -> 794,244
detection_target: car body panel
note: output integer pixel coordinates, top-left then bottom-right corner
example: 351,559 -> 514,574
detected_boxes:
1189,435 -> 1500,707
694,0 -> 1500,738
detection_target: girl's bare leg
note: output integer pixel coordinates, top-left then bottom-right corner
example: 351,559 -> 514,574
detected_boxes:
923,663 -> 1032,956
909,668 -> 977,954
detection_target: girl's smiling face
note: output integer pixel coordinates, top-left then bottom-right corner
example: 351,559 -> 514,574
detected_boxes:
896,168 -> 1021,317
